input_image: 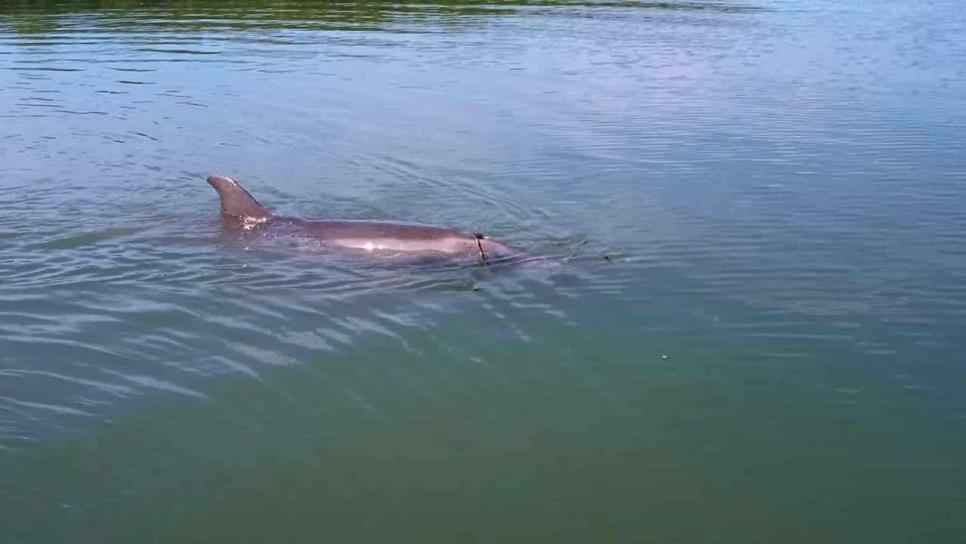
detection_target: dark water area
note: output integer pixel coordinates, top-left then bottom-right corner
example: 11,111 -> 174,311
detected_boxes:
1,0 -> 965,541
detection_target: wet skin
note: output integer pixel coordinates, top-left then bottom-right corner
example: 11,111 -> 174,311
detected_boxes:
207,175 -> 521,263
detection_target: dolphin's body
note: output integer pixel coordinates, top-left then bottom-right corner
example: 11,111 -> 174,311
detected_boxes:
206,175 -> 522,263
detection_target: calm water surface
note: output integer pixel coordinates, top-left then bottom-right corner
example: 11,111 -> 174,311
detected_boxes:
1,0 -> 965,542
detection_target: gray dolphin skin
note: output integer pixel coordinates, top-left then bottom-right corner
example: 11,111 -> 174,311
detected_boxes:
206,174 -> 522,263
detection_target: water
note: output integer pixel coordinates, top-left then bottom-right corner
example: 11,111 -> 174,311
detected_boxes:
1,0 -> 965,541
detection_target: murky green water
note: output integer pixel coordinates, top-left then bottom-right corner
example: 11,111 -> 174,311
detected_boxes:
2,0 -> 965,541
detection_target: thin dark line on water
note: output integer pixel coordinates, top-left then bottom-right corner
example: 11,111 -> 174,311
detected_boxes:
55,110 -> 108,115
7,66 -> 83,72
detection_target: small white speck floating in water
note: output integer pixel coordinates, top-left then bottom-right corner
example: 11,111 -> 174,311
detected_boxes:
661,354 -> 669,360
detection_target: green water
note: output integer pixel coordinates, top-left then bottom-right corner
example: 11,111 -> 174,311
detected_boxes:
1,0 -> 965,542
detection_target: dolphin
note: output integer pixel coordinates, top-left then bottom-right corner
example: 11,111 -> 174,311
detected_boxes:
206,174 -> 522,264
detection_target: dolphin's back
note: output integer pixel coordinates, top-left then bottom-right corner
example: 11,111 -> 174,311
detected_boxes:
296,220 -> 481,254
205,174 -> 522,261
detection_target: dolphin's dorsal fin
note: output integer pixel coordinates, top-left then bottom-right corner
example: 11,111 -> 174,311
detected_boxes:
206,175 -> 272,224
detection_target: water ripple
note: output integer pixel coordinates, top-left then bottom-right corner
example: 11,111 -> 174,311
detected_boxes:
0,0 -> 964,484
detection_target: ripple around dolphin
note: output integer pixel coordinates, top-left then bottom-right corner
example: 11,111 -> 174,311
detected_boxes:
33,226 -> 145,250
0,198 -> 615,442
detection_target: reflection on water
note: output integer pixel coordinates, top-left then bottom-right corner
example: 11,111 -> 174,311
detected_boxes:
1,0 -> 966,541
